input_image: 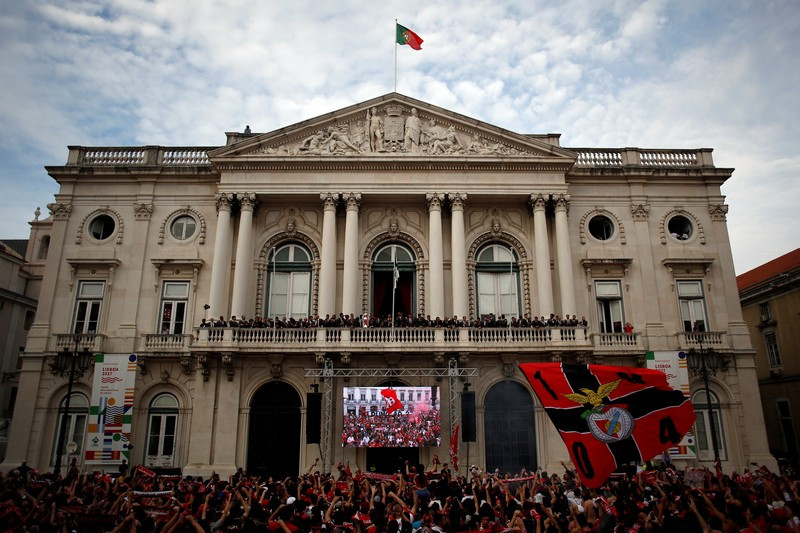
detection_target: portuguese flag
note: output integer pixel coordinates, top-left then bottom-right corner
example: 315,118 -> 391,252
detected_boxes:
396,23 -> 423,50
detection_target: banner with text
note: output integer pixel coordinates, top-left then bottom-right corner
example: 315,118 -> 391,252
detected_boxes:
85,354 -> 137,465
646,351 -> 696,459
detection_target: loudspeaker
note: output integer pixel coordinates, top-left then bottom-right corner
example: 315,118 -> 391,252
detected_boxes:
461,391 -> 476,442
306,393 -> 322,444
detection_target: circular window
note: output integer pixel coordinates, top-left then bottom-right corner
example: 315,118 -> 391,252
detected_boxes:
89,214 -> 116,240
170,215 -> 197,240
588,215 -> 615,241
668,215 -> 693,241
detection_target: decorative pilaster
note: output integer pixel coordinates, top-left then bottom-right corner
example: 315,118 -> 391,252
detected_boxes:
318,193 -> 339,317
531,194 -> 554,316
427,193 -> 445,319
708,204 -> 729,221
554,194 -> 576,317
230,193 -> 257,318
341,193 -> 362,316
208,194 -> 234,319
449,193 -> 468,318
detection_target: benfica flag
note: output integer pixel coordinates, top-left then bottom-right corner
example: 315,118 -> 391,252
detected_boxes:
381,388 -> 402,414
396,23 -> 423,50
520,363 -> 695,488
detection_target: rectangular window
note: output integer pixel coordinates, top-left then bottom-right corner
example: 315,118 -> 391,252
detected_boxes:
765,332 -> 781,368
595,281 -> 624,333
268,272 -> 310,319
477,272 -> 519,319
677,280 -> 708,332
73,281 -> 105,334
759,302 -> 772,322
776,399 -> 798,458
159,281 -> 190,335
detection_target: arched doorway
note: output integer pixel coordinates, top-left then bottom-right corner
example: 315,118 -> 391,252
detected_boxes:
484,381 -> 537,473
248,382 -> 301,478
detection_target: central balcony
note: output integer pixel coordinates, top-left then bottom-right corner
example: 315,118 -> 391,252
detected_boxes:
166,326 -> 643,356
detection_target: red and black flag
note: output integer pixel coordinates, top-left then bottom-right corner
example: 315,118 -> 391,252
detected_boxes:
381,388 -> 402,414
519,363 -> 695,488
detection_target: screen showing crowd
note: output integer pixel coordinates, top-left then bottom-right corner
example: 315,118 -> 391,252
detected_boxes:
342,386 -> 441,448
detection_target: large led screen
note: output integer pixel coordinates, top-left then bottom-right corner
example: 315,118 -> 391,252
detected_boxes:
342,386 -> 440,447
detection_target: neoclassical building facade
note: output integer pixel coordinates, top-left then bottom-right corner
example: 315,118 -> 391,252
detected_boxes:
1,94 -> 775,477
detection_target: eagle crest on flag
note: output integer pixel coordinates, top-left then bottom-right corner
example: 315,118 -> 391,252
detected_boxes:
563,379 -> 635,443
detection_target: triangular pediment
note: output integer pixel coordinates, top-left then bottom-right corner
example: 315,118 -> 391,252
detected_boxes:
209,93 -> 576,162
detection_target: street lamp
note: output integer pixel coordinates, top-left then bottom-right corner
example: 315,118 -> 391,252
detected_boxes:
51,337 -> 93,477
687,336 -> 722,463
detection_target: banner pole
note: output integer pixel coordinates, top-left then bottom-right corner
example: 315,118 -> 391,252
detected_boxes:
394,19 -> 398,92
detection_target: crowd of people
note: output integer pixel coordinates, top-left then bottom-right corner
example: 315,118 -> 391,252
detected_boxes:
2,457 -> 798,532
342,412 -> 441,448
199,313 -> 590,331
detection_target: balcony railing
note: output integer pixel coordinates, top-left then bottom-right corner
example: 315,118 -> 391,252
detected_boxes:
185,326 -> 598,354
591,332 -> 641,350
677,331 -> 727,350
55,333 -> 105,353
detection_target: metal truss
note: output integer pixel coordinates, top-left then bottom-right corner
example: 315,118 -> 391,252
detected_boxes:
305,363 -> 478,474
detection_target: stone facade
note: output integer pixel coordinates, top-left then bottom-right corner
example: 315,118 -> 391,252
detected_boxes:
1,94 -> 776,477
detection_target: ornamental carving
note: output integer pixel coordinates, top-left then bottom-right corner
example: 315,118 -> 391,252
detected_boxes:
158,207 -> 207,245
708,203 -> 729,221
578,209 -> 626,245
47,202 -> 72,220
255,232 -> 321,318
215,193 -> 234,212
245,105 -> 539,157
133,202 -> 154,220
467,232 -> 532,319
630,203 -> 650,220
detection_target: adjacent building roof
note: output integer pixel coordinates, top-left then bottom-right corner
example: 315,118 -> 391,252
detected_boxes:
736,248 -> 800,292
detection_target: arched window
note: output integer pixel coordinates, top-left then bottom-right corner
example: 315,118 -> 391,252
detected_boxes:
475,244 -> 520,319
52,393 -> 89,466
371,244 -> 415,320
265,243 -> 312,319
692,390 -> 727,461
38,235 -> 50,260
146,393 -> 179,468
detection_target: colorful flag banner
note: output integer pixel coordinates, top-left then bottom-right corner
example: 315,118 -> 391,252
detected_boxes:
519,363 -> 695,488
85,354 -> 137,465
450,424 -> 460,472
646,351 -> 696,459
396,23 -> 423,50
381,388 -> 402,414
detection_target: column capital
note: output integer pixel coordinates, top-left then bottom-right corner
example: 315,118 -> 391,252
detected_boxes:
554,193 -> 570,213
320,192 -> 339,210
342,192 -> 362,211
708,203 -> 728,221
448,193 -> 468,210
215,193 -> 234,212
530,193 -> 548,211
426,193 -> 443,211
237,193 -> 257,211
47,202 -> 72,220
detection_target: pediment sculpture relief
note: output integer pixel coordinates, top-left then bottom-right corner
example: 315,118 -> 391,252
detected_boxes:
248,105 -> 539,157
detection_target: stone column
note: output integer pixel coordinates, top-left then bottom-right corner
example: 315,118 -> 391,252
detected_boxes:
531,194 -> 554,316
341,193 -> 361,316
230,193 -> 257,318
209,194 -> 234,319
450,193 -> 468,318
427,193 -> 445,319
318,193 -> 338,317
553,194 -> 576,317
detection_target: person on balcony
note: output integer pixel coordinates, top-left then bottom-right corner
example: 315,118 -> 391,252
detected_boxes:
624,322 -> 634,334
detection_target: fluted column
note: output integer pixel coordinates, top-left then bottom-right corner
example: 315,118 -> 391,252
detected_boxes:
341,193 -> 361,316
230,193 -> 257,318
318,193 -> 338,317
209,193 -> 234,319
554,194 -> 576,317
449,193 -> 468,318
531,194 -> 554,316
427,193 -> 445,319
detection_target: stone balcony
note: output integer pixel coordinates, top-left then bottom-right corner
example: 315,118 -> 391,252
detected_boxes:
130,326 -> 645,357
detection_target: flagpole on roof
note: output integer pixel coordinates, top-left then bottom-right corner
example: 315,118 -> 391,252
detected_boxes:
394,19 -> 398,92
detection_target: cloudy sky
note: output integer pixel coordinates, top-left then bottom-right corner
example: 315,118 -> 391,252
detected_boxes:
0,0 -> 797,274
